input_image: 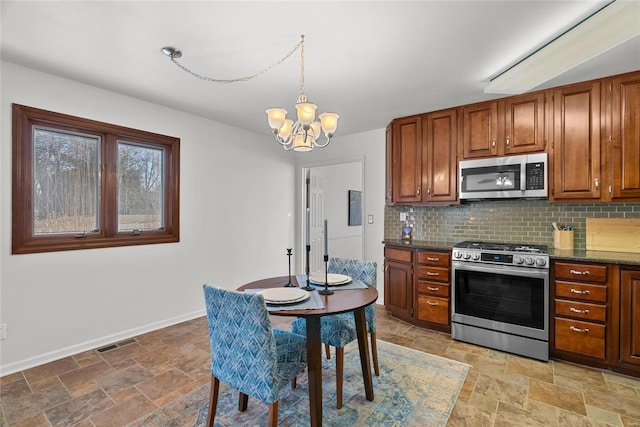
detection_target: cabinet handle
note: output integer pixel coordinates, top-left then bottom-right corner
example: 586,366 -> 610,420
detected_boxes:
570,269 -> 590,276
384,265 -> 389,272
570,288 -> 590,295
426,301 -> 439,306
417,188 -> 421,196
569,326 -> 590,333
570,307 -> 590,314
492,139 -> 496,148
426,286 -> 440,291
506,137 -> 510,147
595,178 -> 599,190
426,272 -> 439,276
426,257 -> 440,261
427,187 -> 431,194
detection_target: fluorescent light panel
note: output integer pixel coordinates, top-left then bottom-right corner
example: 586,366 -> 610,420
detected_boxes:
485,0 -> 640,94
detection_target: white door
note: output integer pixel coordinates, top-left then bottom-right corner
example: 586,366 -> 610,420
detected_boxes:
309,168 -> 324,274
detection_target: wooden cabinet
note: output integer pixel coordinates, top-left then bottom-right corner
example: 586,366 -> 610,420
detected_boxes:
385,123 -> 393,205
415,250 -> 450,330
391,116 -> 423,203
549,81 -> 602,202
616,269 -> 640,373
610,72 -> 640,200
552,261 -> 609,364
423,109 -> 458,203
503,91 -> 546,155
384,246 -> 414,321
460,101 -> 498,159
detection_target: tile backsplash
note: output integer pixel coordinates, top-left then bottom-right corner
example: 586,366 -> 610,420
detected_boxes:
384,201 -> 640,250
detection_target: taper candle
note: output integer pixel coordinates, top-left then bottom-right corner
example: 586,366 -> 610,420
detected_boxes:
323,219 -> 328,256
305,208 -> 310,246
287,212 -> 293,249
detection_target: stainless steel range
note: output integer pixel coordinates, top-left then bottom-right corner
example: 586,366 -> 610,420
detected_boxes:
451,241 -> 550,361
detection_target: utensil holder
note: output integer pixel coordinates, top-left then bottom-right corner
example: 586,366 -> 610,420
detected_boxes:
554,230 -> 574,250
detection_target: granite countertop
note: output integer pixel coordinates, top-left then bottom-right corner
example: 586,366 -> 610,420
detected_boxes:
383,239 -> 640,267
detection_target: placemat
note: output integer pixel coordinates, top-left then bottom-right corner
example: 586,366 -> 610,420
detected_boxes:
244,288 -> 325,311
296,275 -> 368,290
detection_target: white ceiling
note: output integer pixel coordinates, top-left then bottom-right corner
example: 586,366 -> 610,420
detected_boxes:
2,1 -> 639,138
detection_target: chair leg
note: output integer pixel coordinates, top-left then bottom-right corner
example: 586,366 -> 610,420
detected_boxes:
370,332 -> 380,376
336,347 -> 344,409
325,343 -> 331,359
291,376 -> 297,389
206,375 -> 219,427
267,401 -> 279,427
238,392 -> 248,412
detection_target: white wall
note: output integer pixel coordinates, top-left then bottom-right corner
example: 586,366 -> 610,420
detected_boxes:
296,129 -> 386,301
0,62 -> 297,374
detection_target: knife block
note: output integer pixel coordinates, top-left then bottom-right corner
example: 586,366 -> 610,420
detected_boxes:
553,230 -> 574,250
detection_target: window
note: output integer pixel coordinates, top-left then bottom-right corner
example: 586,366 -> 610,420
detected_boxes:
12,104 -> 180,254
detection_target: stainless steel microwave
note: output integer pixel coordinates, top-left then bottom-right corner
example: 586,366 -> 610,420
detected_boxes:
459,153 -> 547,200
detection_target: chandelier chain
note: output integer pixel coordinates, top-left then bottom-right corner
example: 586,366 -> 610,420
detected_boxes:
299,35 -> 305,96
168,37 -> 303,84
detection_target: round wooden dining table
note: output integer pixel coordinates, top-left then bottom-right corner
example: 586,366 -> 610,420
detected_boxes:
237,275 -> 378,427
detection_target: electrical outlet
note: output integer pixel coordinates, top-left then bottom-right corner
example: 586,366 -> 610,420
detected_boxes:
0,323 -> 6,340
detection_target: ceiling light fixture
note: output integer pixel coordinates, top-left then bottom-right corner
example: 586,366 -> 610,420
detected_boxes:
485,0 -> 640,94
161,35 -> 338,152
265,35 -> 339,152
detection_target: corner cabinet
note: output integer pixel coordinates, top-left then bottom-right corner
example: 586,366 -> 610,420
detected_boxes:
384,244 -> 451,332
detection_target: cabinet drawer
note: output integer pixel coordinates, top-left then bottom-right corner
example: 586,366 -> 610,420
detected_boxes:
554,262 -> 607,283
417,251 -> 450,267
384,246 -> 413,263
417,295 -> 449,325
555,299 -> 606,323
417,281 -> 449,297
555,281 -> 607,303
417,266 -> 449,282
554,318 -> 606,359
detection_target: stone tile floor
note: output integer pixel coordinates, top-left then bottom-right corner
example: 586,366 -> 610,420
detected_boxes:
1,307 -> 639,426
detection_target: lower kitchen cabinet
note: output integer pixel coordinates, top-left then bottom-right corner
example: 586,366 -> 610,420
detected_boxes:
384,245 -> 451,332
615,268 -> 640,375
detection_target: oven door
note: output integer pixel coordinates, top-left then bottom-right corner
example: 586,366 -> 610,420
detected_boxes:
451,261 -> 549,341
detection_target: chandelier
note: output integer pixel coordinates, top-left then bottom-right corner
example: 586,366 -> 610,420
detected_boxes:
162,35 -> 338,152
265,35 -> 339,152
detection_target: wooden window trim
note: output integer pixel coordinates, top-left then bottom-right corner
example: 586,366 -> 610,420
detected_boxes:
12,104 -> 180,254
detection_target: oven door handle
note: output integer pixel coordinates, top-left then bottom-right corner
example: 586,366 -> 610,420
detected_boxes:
452,261 -> 548,279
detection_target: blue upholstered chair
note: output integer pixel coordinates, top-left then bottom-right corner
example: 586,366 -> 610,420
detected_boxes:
202,284 -> 307,427
291,258 -> 378,409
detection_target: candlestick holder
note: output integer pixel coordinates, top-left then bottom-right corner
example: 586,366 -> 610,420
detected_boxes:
301,244 -> 314,291
318,254 -> 334,295
284,248 -> 295,287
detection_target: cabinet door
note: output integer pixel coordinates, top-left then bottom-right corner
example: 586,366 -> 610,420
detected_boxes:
619,270 -> 640,368
611,72 -> 640,199
504,91 -> 546,155
392,116 -> 423,203
461,101 -> 498,159
385,123 -> 394,205
384,260 -> 413,319
551,81 -> 602,201
424,109 -> 458,203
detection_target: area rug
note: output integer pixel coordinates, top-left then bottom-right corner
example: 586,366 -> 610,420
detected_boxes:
129,340 -> 469,427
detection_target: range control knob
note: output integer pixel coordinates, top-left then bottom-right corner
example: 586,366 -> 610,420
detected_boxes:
472,252 -> 480,260
454,251 -> 462,259
536,258 -> 547,266
514,256 -> 524,264
525,257 -> 534,265
463,252 -> 471,260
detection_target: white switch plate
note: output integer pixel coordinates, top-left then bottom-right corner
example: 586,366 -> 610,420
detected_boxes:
368,214 -> 374,224
0,323 -> 6,340
400,212 -> 407,221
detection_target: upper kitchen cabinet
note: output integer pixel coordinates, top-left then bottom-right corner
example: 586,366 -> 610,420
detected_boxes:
502,91 -> 547,155
422,109 -> 458,203
609,71 -> 640,200
385,123 -> 394,205
460,100 -> 498,159
390,115 -> 423,204
549,81 -> 602,202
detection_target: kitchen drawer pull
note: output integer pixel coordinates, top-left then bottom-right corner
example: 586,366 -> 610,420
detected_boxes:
570,269 -> 590,276
570,288 -> 590,295
426,272 -> 439,276
426,286 -> 440,291
426,257 -> 440,262
570,307 -> 590,314
506,137 -> 510,147
426,301 -> 439,306
569,326 -> 590,334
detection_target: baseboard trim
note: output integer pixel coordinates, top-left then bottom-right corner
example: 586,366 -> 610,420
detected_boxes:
0,309 -> 206,377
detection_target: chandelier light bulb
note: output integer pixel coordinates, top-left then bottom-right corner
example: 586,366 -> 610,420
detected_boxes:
266,108 -> 287,130
319,112 -> 339,136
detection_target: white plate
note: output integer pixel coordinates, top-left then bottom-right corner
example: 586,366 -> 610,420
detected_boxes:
309,273 -> 352,286
258,287 -> 310,304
